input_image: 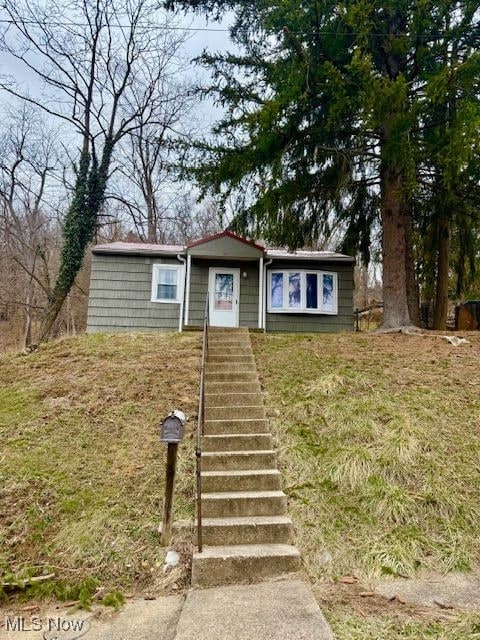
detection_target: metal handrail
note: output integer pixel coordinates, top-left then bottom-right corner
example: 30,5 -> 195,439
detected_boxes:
196,292 -> 209,552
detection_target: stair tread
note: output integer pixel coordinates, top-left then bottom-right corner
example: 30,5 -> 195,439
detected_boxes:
206,392 -> 261,395
203,434 -> 271,439
200,515 -> 292,526
202,469 -> 280,477
193,544 -> 300,559
202,450 -> 275,456
206,405 -> 265,409
203,490 -> 285,499
206,418 -> 268,423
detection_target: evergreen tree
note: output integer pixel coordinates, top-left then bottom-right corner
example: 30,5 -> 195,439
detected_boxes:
168,0 -> 480,329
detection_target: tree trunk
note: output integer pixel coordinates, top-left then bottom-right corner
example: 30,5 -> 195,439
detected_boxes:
23,307 -> 32,350
432,217 -> 449,330
147,200 -> 157,243
380,165 -> 413,329
405,215 -> 420,325
38,141 -> 114,343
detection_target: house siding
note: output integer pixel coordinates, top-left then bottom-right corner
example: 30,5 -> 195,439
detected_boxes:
86,251 -> 354,334
265,261 -> 354,333
86,254 -> 183,332
189,259 -> 260,329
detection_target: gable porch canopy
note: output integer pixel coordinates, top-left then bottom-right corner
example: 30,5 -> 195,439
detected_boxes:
186,230 -> 265,259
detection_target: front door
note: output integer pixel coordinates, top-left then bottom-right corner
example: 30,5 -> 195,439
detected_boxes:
209,267 -> 240,327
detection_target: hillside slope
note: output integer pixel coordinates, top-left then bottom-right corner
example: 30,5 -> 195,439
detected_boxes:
0,333 -> 199,600
2,328 -> 479,637
252,332 -> 480,580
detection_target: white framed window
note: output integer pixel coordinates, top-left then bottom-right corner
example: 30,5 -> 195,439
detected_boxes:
267,269 -> 338,315
151,264 -> 184,303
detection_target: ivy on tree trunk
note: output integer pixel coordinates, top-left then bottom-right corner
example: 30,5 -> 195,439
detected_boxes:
38,140 -> 114,342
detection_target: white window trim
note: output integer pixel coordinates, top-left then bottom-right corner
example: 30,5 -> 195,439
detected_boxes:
151,264 -> 185,304
267,269 -> 338,315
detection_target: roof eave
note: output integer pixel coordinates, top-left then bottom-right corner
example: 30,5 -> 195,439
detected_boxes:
92,246 -> 185,257
267,253 -> 355,264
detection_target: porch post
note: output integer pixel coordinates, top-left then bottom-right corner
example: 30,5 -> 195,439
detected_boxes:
185,253 -> 192,326
258,257 -> 264,329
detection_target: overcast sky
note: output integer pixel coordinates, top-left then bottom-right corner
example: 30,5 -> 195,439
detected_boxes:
0,8 -> 234,135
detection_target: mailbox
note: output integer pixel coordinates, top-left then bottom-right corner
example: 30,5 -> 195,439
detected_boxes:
160,410 -> 186,444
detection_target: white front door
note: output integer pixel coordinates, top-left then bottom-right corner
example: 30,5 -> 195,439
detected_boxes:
209,267 -> 240,327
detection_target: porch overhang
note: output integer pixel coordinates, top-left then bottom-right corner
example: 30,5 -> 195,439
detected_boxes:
186,230 -> 265,260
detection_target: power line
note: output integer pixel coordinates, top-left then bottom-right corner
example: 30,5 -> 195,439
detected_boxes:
0,17 -> 478,39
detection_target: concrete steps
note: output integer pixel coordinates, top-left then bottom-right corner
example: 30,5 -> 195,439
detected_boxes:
204,418 -> 271,435
204,363 -> 257,374
208,340 -> 252,349
198,515 -> 293,545
205,381 -> 261,394
202,450 -> 277,472
205,392 -> 264,407
202,434 -> 272,451
208,346 -> 253,356
208,354 -> 255,364
202,491 -> 287,518
205,406 -> 265,421
190,327 -> 301,587
192,544 -> 301,587
202,469 -> 281,492
205,372 -> 259,383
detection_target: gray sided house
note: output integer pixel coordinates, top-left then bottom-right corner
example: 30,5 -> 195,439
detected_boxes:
86,231 -> 355,333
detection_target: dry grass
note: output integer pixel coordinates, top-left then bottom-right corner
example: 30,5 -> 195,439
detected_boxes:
0,332 -> 200,603
252,332 -> 480,581
314,582 -> 480,639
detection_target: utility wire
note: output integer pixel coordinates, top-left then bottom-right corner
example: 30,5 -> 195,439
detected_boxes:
0,18 -> 478,39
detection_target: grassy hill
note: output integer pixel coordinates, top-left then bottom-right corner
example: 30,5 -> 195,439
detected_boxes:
1,329 -> 479,636
252,332 -> 480,580
0,333 -> 200,604
252,332 -> 480,639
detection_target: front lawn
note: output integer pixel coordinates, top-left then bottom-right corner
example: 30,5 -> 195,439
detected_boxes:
0,333 -> 199,604
253,332 -> 480,579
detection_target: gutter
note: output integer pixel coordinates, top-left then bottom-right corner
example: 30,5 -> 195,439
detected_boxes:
177,254 -> 186,333
262,259 -> 273,332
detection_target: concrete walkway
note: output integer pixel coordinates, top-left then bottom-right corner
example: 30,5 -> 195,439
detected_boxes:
174,579 -> 334,640
1,582 -> 333,640
1,597 -> 184,640
375,569 -> 480,611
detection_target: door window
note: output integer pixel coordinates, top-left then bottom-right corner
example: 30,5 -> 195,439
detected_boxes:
214,273 -> 234,310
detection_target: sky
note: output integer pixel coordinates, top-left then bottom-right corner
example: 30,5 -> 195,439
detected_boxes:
177,12 -> 234,131
0,7 -> 235,137
0,4 -> 238,231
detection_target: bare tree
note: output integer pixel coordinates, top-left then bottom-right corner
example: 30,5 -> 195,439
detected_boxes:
0,0 -> 188,342
165,194 -> 221,244
0,105 -> 62,348
105,52 -> 199,244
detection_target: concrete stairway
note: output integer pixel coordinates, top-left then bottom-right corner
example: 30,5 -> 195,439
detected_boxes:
191,327 -> 301,587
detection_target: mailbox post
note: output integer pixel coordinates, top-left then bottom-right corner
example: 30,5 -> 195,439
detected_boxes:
159,410 -> 185,546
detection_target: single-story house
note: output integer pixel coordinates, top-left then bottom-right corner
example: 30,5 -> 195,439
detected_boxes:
86,231 -> 355,333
